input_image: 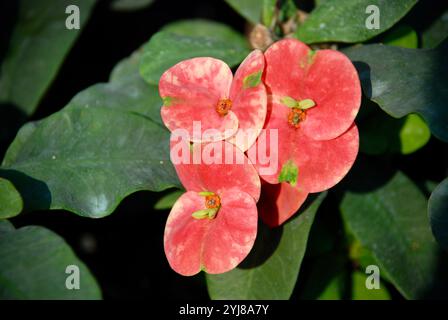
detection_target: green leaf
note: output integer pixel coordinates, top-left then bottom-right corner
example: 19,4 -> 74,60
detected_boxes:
1,107 -> 179,217
0,221 -> 101,299
0,220 -> 15,235
110,0 -> 154,11
262,0 -> 277,27
206,193 -> 326,299
0,178 -> 23,219
351,271 -> 391,300
382,25 -> 418,49
340,164 -> 447,299
154,189 -> 183,210
295,0 -> 417,43
422,10 -> 448,49
0,47 -> 179,217
299,254 -> 348,300
428,177 -> 448,251
0,0 -> 96,115
398,114 -> 431,154
278,160 -> 298,186
344,41 -> 448,142
358,27 -> 430,155
224,0 -> 263,24
318,273 -> 346,300
139,20 -> 250,85
68,50 -> 163,125
360,109 -> 431,155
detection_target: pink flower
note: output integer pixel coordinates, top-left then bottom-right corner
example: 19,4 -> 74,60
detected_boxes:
250,39 -> 361,227
159,50 -> 267,151
164,140 -> 260,275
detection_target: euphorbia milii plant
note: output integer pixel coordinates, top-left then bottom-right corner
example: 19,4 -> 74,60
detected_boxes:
159,50 -> 267,151
164,140 -> 261,275
160,39 -> 361,275
249,38 -> 360,227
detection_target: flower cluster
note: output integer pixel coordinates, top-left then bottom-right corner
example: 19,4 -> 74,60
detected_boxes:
158,39 -> 360,275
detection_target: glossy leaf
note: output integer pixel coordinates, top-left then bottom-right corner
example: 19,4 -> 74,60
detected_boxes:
0,0 -> 96,115
295,0 -> 417,43
154,189 -> 183,210
341,165 -> 447,299
1,107 -> 179,217
428,177 -> 448,250
0,177 -> 23,219
360,110 -> 431,155
206,193 -> 326,300
358,25 -> 430,155
0,220 -> 101,299
68,50 -> 163,125
139,20 -> 250,85
422,10 -> 448,48
224,0 -> 263,24
345,41 -> 448,142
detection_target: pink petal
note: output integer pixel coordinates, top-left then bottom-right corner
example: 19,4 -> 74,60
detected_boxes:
248,105 -> 359,192
164,190 -> 258,275
160,57 -> 238,142
259,182 -> 309,228
163,191 -> 206,276
227,50 -> 267,151
297,124 -> 359,192
301,50 -> 361,140
264,39 -> 361,141
202,190 -> 258,274
170,139 -> 261,201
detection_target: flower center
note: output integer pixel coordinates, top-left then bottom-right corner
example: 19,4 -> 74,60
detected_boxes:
205,194 -> 221,209
192,191 -> 221,220
288,108 -> 306,128
216,98 -> 232,116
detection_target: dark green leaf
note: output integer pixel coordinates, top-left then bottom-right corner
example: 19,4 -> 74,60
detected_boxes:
139,20 -> 250,85
0,177 -> 23,219
0,220 -> 15,235
154,189 -> 183,210
360,110 -> 431,155
0,221 -> 101,299
206,193 -> 326,299
422,10 -> 448,49
295,0 -> 417,43
110,0 -> 154,11
345,42 -> 448,142
358,25 -> 430,155
68,50 -> 163,125
341,164 -> 447,299
0,0 -> 96,115
299,254 -> 348,300
428,177 -> 448,250
224,0 -> 263,24
1,107 -> 179,217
